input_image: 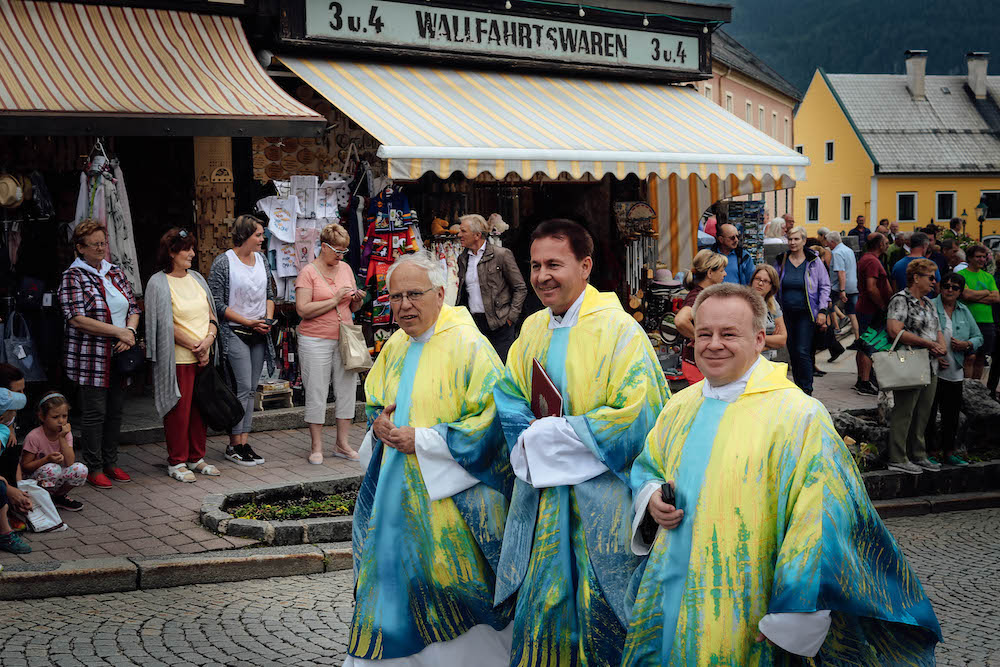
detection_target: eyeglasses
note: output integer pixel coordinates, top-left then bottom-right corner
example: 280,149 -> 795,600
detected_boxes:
178,229 -> 189,238
752,277 -> 771,286
941,284 -> 962,291
85,241 -> 108,250
322,242 -> 348,256
388,287 -> 435,304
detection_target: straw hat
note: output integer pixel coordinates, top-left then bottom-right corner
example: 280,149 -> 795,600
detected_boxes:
0,173 -> 23,209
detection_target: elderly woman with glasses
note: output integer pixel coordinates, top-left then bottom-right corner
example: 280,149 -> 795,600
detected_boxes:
926,272 -> 981,466
295,222 -> 365,464
57,220 -> 141,490
750,264 -> 787,360
885,258 -> 950,476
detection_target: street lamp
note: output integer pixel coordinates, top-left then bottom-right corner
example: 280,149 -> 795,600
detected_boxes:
976,198 -> 989,241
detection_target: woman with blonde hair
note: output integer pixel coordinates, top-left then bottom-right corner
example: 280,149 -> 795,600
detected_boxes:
750,264 -> 787,360
763,218 -> 786,244
295,222 -> 365,464
674,249 -> 727,340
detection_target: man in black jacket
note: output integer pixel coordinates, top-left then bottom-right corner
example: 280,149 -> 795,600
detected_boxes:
456,214 -> 527,362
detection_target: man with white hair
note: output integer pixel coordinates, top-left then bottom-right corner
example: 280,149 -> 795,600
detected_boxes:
346,251 -> 514,665
622,283 -> 941,664
827,231 -> 859,346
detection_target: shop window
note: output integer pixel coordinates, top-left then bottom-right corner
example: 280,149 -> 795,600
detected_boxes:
825,141 -> 834,162
795,145 -> 804,154
936,192 -> 956,221
745,101 -> 753,124
897,192 -> 917,222
771,112 -> 778,137
726,93 -> 734,114
758,106 -> 765,131
784,117 -> 790,145
704,84 -> 713,101
982,191 -> 1000,219
841,195 -> 852,222
806,197 -> 820,222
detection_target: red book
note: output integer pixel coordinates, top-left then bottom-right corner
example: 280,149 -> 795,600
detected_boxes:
531,358 -> 563,419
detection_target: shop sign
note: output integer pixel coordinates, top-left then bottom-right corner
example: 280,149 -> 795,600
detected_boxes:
305,1 -> 700,72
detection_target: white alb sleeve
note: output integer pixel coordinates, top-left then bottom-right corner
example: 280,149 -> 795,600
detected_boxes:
757,611 -> 831,657
520,416 -> 609,488
358,429 -> 375,471
630,480 -> 664,556
413,427 -> 480,501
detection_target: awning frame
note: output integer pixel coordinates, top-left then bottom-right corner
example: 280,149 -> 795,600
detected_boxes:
0,112 -> 324,138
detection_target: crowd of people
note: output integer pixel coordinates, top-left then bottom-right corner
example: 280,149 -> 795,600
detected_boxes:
690,213 -> 999,475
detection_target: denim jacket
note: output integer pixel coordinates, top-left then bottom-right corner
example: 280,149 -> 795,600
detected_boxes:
932,296 -> 983,368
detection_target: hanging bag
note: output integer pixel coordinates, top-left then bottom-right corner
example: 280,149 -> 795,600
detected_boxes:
193,358 -> 245,432
871,330 -> 931,392
1,311 -> 46,382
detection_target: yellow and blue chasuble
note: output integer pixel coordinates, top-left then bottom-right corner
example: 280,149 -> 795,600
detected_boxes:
349,305 -> 514,660
623,357 -> 941,666
494,286 -> 669,666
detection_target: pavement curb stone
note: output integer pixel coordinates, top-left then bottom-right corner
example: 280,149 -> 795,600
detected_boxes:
0,557 -> 137,601
131,544 -> 326,590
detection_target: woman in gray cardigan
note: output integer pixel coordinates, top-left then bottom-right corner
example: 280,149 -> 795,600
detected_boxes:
144,229 -> 221,483
207,215 -> 276,467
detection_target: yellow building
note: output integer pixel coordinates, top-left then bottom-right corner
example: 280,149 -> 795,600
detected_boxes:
794,51 -> 1000,240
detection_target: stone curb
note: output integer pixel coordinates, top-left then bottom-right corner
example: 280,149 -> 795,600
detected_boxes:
0,541 -> 352,601
874,491 -> 1000,519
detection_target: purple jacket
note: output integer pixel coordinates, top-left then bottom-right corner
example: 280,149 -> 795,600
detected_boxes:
774,248 -> 831,321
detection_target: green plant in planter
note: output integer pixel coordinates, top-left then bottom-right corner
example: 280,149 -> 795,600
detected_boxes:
232,492 -> 357,521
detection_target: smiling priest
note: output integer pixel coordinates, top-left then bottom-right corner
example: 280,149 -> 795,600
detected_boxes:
623,283 -> 941,665
345,251 -> 514,666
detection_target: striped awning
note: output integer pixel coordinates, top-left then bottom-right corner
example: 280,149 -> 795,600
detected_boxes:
278,57 -> 808,181
0,0 -> 324,136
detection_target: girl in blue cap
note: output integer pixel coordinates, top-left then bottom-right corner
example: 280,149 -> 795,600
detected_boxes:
0,388 -> 31,554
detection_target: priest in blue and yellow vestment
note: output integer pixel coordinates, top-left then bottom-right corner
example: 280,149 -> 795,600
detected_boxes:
494,219 -> 669,666
624,283 -> 941,665
346,251 -> 514,666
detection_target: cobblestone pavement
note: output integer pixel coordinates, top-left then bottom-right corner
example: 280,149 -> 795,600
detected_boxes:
1,509 -> 996,666
0,426 -> 365,567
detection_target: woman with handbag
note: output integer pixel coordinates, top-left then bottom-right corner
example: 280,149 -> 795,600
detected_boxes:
926,273 -> 981,466
57,220 -> 141,490
885,258 -> 950,475
207,215 -> 275,467
295,222 -> 364,464
144,229 -> 222,483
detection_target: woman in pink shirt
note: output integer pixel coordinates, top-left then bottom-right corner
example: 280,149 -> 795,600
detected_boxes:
295,223 -> 365,464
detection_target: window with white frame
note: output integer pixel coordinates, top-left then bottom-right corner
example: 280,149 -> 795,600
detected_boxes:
841,195 -> 852,222
897,192 -> 917,222
794,145 -> 804,154
784,117 -> 790,145
758,106 -> 765,130
745,101 -> 753,124
936,192 -> 956,221
825,141 -> 834,162
704,84 -> 712,101
771,111 -> 778,137
982,191 -> 1000,219
806,197 -> 819,222
725,92 -> 734,114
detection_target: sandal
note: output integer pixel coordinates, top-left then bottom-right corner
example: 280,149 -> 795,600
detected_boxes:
330,448 -> 360,461
167,463 -> 196,483
307,452 -> 324,465
188,459 -> 221,476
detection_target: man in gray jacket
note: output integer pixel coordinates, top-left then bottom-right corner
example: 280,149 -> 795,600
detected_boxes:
456,214 -> 527,362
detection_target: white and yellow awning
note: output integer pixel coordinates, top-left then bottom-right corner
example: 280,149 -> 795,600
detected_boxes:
278,57 -> 808,181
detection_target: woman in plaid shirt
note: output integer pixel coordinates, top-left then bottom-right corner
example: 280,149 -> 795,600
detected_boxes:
57,220 -> 141,490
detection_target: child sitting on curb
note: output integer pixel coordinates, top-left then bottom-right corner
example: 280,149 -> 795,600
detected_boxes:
0,388 -> 31,553
20,393 -> 87,512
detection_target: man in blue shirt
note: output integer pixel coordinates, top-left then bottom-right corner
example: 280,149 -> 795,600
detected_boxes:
828,231 -> 860,342
892,232 -> 939,292
847,214 -> 871,247
712,223 -> 755,285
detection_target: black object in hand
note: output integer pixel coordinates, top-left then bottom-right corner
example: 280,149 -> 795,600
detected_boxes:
638,482 -> 677,546
661,482 -> 676,507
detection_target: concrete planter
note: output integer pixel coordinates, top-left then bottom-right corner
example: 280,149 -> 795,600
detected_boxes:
200,475 -> 362,546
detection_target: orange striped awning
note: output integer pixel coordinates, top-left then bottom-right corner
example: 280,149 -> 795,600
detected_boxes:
0,0 -> 324,136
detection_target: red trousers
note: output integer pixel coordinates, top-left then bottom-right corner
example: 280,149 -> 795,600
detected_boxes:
164,364 -> 206,466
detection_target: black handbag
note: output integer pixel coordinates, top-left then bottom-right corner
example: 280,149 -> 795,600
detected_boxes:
114,344 -> 145,376
192,360 -> 245,432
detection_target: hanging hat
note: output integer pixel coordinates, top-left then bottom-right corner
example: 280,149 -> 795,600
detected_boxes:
0,388 -> 27,413
651,268 -> 680,286
0,173 -> 23,209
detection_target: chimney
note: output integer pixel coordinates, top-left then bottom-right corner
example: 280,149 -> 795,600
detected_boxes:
967,52 -> 990,99
905,50 -> 928,100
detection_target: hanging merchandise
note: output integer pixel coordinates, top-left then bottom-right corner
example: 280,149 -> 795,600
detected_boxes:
291,174 -> 319,218
368,185 -> 413,232
257,194 -> 300,243
295,216 -> 322,269
317,178 -> 349,218
1,311 -> 46,382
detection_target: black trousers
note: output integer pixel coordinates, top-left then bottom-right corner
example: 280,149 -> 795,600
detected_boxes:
75,368 -> 126,471
926,378 -> 963,454
471,313 -> 517,363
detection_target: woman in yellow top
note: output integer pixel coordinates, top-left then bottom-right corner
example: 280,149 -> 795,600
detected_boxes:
144,229 -> 221,483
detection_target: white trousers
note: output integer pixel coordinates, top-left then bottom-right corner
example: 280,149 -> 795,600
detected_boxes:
297,335 -> 358,423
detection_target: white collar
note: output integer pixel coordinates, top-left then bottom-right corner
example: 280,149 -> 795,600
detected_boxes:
701,356 -> 762,403
549,289 -> 587,329
71,257 -> 112,277
471,241 -> 487,258
409,320 -> 436,343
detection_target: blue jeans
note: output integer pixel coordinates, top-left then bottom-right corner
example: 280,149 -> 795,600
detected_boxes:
226,334 -> 266,435
784,308 -> 815,394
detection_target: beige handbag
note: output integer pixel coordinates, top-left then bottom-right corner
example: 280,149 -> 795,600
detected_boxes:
871,330 -> 931,391
339,321 -> 373,373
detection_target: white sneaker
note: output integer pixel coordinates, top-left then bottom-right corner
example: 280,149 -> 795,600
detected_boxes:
913,458 -> 942,471
888,461 -> 923,475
